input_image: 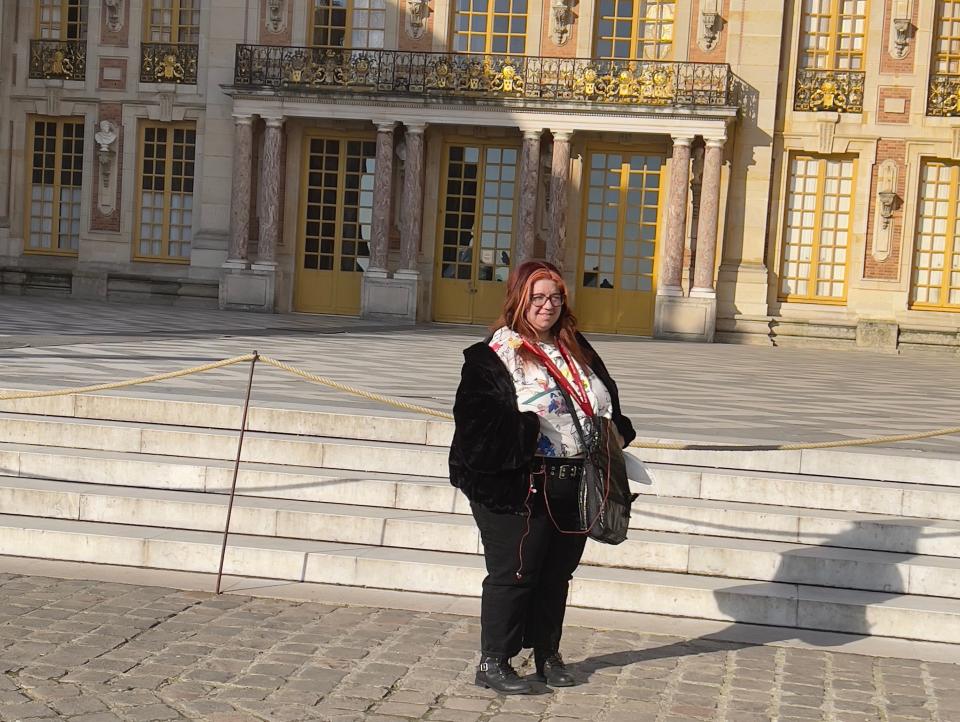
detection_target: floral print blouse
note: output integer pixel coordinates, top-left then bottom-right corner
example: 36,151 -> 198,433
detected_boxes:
488,326 -> 613,458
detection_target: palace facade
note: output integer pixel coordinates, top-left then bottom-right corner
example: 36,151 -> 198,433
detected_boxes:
1,0 -> 959,351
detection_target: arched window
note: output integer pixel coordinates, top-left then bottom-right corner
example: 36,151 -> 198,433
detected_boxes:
593,0 -> 674,61
36,0 -> 87,40
451,0 -> 528,55
310,0 -> 386,48
933,0 -> 960,75
798,0 -> 867,70
143,0 -> 200,44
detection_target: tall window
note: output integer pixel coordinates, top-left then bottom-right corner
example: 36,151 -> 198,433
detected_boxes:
36,0 -> 87,40
309,0 -> 385,48
779,155 -> 855,302
136,123 -> 196,262
799,0 -> 867,70
934,0 -> 960,75
451,0 -> 528,55
302,137 -> 376,272
593,0 -> 674,60
26,117 -> 85,255
440,145 -> 518,283
911,161 -> 960,310
144,0 -> 200,43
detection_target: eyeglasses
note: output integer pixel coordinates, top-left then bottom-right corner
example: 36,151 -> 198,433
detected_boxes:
530,293 -> 564,308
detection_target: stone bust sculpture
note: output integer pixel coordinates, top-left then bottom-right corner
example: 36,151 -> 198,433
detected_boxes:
95,120 -> 118,152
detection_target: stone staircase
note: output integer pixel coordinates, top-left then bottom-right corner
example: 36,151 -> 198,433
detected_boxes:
1,391 -> 960,644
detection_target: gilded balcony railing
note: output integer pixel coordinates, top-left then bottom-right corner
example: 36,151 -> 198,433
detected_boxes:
232,45 -> 737,108
927,73 -> 960,116
141,42 -> 199,84
794,68 -> 865,113
29,39 -> 87,81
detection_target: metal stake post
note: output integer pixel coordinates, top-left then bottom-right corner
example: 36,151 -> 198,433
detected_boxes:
216,350 -> 259,594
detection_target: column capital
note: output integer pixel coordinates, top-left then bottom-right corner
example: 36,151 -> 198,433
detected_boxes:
232,114 -> 254,126
671,136 -> 694,147
551,130 -> 573,143
263,115 -> 285,128
704,137 -> 726,148
377,121 -> 397,133
521,128 -> 543,140
404,122 -> 427,134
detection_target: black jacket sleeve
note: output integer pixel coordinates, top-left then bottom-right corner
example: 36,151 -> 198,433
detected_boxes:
451,346 -> 541,474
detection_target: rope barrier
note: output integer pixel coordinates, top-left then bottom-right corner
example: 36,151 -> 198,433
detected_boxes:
0,354 -> 255,401
1,351 -> 957,451
257,355 -> 455,421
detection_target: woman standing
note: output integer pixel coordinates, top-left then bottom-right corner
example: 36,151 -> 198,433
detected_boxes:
449,260 -> 636,694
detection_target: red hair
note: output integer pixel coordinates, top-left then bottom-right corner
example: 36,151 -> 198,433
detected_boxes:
492,260 -> 591,369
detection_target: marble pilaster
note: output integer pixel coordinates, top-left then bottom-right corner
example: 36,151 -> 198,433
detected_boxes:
516,129 -> 541,264
659,136 -> 693,296
227,115 -> 254,265
547,130 -> 571,269
691,139 -> 725,297
400,124 -> 426,271
257,116 -> 284,265
370,121 -> 396,272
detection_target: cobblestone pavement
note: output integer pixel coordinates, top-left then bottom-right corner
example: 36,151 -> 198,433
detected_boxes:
1,574 -> 958,722
3,297 -> 960,454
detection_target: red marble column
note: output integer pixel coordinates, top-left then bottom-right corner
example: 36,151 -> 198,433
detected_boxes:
516,129 -> 541,264
660,136 -> 693,296
228,115 -> 254,264
400,124 -> 426,271
547,130 -> 571,269
691,138 -> 725,297
370,121 -> 396,271
257,116 -> 284,265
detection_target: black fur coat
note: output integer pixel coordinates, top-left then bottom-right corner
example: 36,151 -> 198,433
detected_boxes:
448,333 -> 636,513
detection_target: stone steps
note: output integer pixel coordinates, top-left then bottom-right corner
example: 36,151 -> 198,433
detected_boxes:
2,395 -> 960,644
2,440 -> 959,524
3,512 -> 960,643
3,397 -> 960,485
2,475 -> 960,596
633,495 -> 960,557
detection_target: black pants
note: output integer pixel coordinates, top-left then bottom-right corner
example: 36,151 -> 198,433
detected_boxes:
470,469 -> 587,659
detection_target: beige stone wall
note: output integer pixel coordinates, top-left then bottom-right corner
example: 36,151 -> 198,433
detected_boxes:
766,0 -> 960,337
2,0 -> 954,340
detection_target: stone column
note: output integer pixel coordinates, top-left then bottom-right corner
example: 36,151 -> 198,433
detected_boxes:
226,114 -> 254,266
369,121 -> 396,273
257,116 -> 284,266
547,130 -> 571,269
400,123 -> 426,271
659,136 -> 693,296
691,138 -> 725,297
516,129 -> 542,264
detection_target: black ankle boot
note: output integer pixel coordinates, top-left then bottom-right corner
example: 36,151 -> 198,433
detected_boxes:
535,651 -> 575,687
475,655 -> 532,695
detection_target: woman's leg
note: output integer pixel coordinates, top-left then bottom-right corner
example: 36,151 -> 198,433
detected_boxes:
525,530 -> 587,655
470,500 -> 552,658
521,479 -> 587,656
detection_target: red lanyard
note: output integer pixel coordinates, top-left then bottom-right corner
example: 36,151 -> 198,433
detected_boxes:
521,338 -> 594,418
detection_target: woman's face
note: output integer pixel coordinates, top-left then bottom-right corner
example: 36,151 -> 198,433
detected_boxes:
525,278 -> 563,340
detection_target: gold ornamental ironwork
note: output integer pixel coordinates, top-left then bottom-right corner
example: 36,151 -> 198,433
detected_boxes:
141,43 -> 199,84
232,45 -> 736,110
29,39 -> 86,81
794,68 -> 864,113
927,73 -> 960,117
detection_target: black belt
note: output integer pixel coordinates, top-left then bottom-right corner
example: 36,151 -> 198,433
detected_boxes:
536,457 -> 584,482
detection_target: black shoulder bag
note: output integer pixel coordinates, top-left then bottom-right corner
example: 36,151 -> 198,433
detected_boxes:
522,339 -> 637,545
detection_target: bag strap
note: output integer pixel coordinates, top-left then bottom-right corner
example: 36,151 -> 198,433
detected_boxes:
541,376 -> 611,536
519,338 -> 594,419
